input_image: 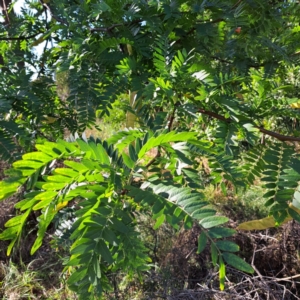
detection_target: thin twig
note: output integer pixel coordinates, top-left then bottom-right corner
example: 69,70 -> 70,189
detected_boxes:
168,104 -> 178,132
251,245 -> 264,281
37,38 -> 48,78
231,0 -> 242,9
145,149 -> 161,168
185,247 -> 197,259
272,274 -> 300,282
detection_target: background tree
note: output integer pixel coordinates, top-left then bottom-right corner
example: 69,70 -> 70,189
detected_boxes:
1,0 -> 300,298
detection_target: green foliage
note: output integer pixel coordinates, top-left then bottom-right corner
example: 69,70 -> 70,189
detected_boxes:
1,0 -> 300,298
242,142 -> 300,224
0,131 -> 252,297
100,97 -> 127,130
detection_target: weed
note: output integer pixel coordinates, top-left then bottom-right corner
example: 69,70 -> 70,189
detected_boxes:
204,184 -> 268,222
0,261 -> 44,300
85,120 -> 125,141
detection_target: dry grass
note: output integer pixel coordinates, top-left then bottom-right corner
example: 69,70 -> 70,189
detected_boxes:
0,258 -> 77,300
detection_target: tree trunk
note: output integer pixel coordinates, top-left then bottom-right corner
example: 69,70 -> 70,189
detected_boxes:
126,91 -> 137,128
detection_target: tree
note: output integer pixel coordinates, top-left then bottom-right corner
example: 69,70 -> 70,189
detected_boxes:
1,0 -> 300,298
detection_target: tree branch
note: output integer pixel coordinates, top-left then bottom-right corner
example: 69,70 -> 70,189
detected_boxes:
198,108 -> 300,142
198,109 -> 229,122
257,127 -> 300,142
39,0 -> 68,26
0,32 -> 42,41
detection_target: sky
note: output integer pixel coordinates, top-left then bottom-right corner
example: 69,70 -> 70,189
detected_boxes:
14,0 -> 23,14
